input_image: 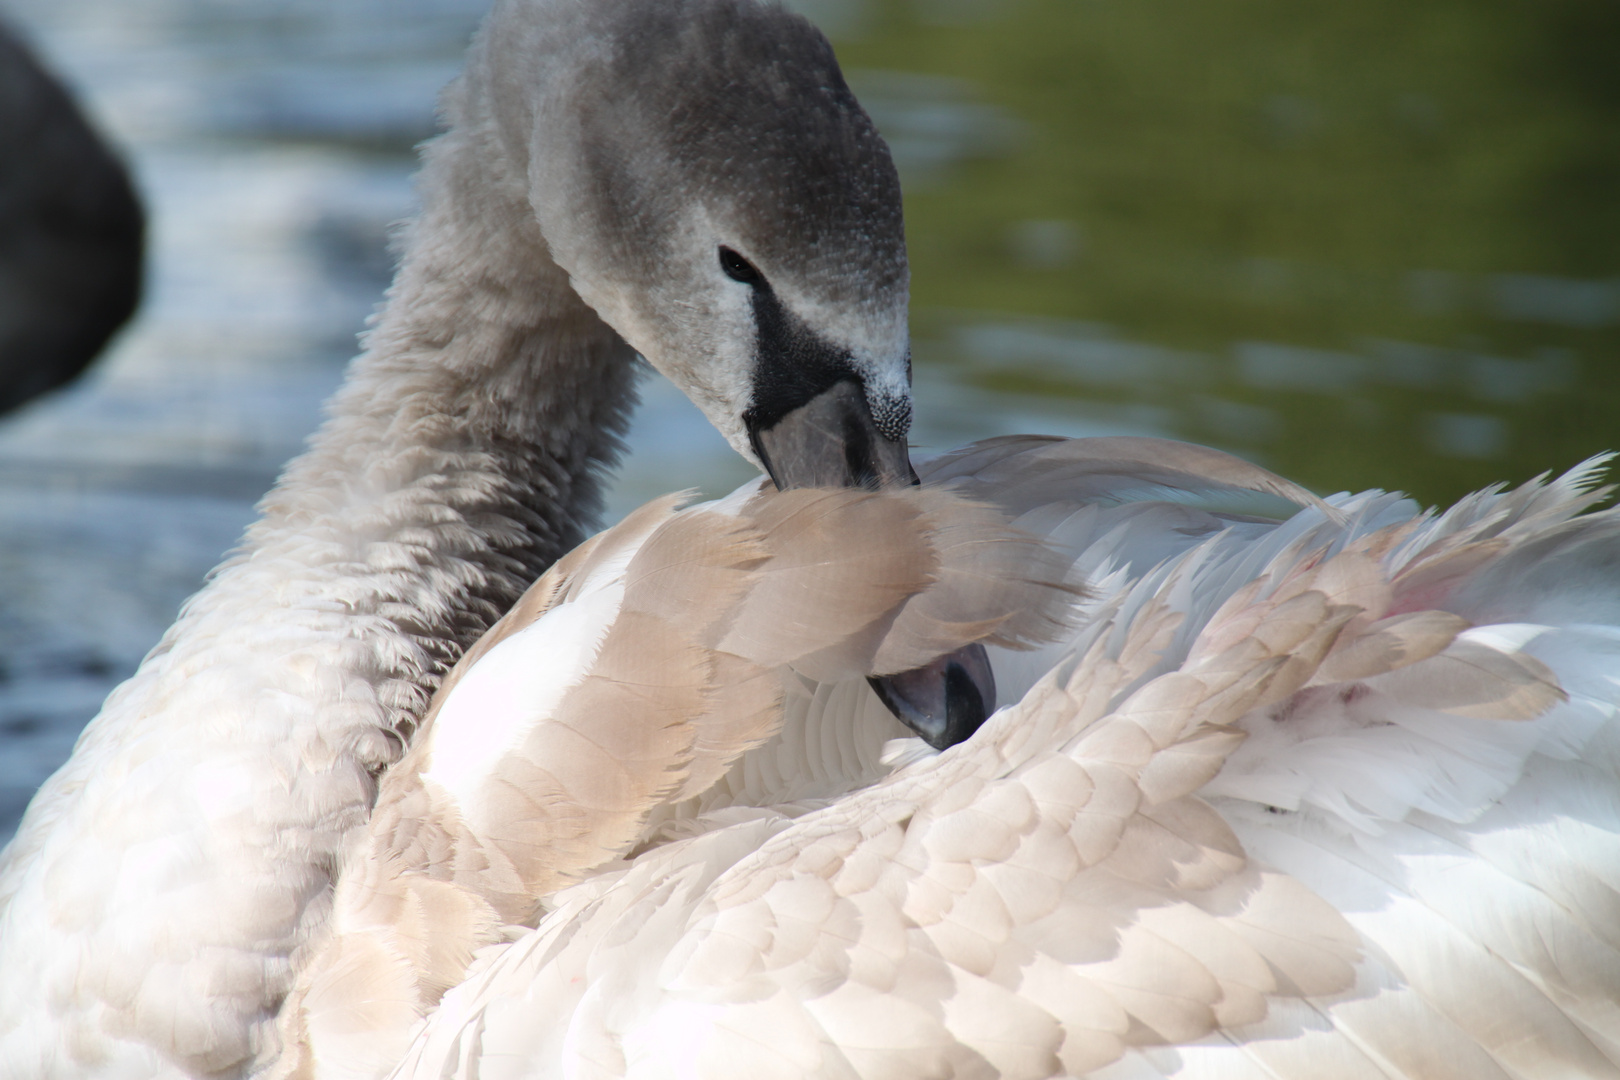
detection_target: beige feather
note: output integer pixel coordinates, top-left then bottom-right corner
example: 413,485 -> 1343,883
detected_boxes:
421,494 -> 689,725
714,489 -> 938,677
1312,609 -> 1471,683
1387,537 -> 1510,614
869,487 -> 1082,675
1365,637 -> 1567,720
919,434 -> 1337,520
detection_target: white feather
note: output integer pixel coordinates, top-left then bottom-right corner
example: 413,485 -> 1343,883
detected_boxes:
422,587 -> 621,811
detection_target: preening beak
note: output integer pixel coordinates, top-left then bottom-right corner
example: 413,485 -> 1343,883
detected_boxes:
868,646 -> 997,752
748,378 -> 914,490
744,375 -> 997,751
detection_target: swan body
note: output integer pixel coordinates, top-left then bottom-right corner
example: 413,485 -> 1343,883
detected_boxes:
1,0 -> 1617,1076
270,480 -> 1082,1078
373,435 -> 1620,1080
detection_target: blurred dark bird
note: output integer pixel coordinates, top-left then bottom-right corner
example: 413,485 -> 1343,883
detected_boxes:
0,21 -> 143,416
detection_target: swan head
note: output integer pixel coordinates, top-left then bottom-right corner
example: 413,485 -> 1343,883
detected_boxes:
506,0 -> 912,488
477,0 -> 992,748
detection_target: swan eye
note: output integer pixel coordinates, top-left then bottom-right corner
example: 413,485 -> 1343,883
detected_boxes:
719,247 -> 764,286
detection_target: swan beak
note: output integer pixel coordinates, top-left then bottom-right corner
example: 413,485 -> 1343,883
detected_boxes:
868,646 -> 997,752
748,378 -> 916,491
746,378 -> 996,751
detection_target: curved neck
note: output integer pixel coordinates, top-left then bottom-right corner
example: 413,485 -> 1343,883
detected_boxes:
0,70 -> 640,1078
262,103 -> 639,695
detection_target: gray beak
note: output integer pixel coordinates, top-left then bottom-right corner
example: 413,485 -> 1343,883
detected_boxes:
748,378 -> 915,490
745,377 -> 996,751
867,646 -> 997,752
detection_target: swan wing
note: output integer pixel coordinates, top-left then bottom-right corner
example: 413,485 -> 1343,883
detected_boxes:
390,446 -> 1620,1080
388,536 -> 1379,1079
918,434 -> 1337,520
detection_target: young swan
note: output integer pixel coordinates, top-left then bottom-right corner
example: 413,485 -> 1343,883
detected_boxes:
272,435 -> 1341,1080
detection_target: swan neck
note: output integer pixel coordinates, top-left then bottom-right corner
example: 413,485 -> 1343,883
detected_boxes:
0,18 -> 633,1077
269,105 -> 639,663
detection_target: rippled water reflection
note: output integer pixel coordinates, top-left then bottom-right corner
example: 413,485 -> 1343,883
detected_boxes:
0,0 -> 1615,837
849,0 -> 1620,499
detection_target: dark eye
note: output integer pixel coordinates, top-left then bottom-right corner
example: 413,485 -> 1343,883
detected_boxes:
719,246 -> 764,286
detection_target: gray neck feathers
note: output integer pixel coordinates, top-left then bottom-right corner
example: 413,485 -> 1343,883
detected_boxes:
0,48 -> 640,1077
249,73 -> 639,731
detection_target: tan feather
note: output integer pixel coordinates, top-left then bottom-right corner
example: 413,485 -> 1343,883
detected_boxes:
1366,637 -> 1566,720
918,434 -> 1336,520
1312,609 -> 1471,683
420,494 -> 689,727
869,487 -> 1081,675
672,650 -> 784,802
1388,537 -> 1510,614
714,489 -> 938,677
1135,725 -> 1247,805
614,505 -> 768,637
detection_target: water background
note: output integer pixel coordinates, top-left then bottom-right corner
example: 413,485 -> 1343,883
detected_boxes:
0,0 -> 1615,838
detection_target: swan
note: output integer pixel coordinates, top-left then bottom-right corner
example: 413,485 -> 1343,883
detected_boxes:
260,435 -> 1329,1078
2,1 -> 1617,1079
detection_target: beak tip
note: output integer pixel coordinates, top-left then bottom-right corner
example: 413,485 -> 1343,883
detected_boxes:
869,643 -> 997,752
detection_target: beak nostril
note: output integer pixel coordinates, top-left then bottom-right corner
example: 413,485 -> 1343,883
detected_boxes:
840,408 -> 880,490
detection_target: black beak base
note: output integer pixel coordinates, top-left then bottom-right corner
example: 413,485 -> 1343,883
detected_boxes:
748,378 -> 915,491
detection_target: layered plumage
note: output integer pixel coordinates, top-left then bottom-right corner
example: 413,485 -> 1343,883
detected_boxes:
270,483 -> 1081,1078
358,436 -> 1620,1080
4,0 -> 1617,1074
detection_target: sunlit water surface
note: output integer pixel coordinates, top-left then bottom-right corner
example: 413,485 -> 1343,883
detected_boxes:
0,0 -> 1614,838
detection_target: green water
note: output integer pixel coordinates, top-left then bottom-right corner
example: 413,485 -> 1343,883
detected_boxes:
826,0 -> 1620,504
